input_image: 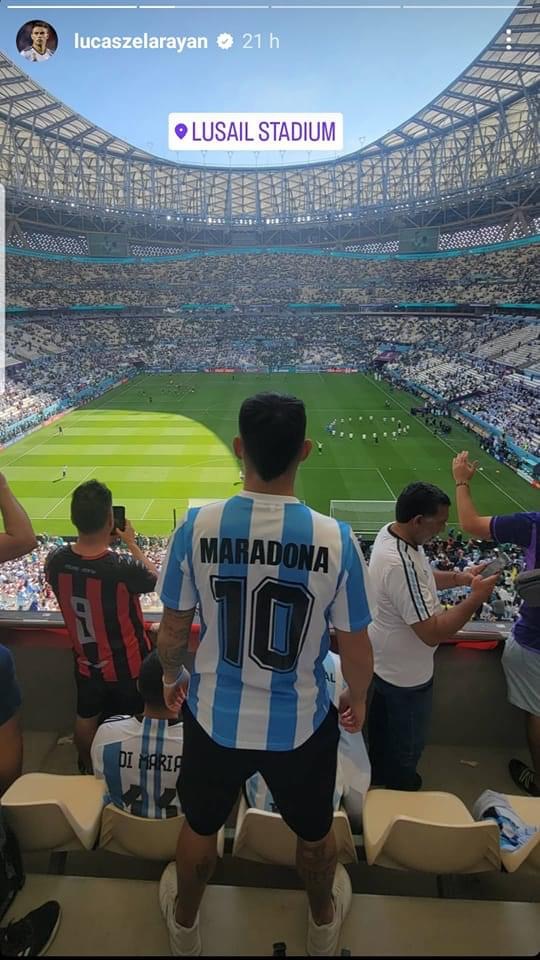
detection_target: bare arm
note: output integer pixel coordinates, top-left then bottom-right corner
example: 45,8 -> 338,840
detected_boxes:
433,569 -> 474,590
127,540 -> 159,579
412,574 -> 499,647
452,451 -> 492,539
335,627 -> 373,732
0,475 -> 37,562
335,627 -> 373,701
117,519 -> 159,579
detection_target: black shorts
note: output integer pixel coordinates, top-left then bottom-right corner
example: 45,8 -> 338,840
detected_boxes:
75,670 -> 144,720
178,703 -> 339,842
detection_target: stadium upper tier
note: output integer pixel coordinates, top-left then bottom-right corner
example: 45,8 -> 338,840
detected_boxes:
5,242 -> 539,308
0,0 -> 538,223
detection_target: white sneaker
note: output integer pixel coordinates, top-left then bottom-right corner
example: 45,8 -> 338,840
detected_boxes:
306,863 -> 352,956
159,862 -> 202,957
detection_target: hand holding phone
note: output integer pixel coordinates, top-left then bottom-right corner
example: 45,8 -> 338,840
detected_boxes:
470,573 -> 500,602
479,552 -> 509,579
112,505 -> 126,532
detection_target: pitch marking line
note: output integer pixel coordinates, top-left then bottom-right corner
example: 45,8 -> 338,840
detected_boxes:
366,376 -> 528,512
140,499 -> 156,520
43,467 -> 96,518
2,430 -> 61,469
1,378 -> 138,469
377,468 -> 397,499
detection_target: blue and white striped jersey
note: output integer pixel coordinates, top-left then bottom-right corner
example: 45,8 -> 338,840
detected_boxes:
91,716 -> 183,819
158,492 -> 372,751
245,652 -> 371,812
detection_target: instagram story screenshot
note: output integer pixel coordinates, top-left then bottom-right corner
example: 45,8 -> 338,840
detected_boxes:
0,0 -> 539,955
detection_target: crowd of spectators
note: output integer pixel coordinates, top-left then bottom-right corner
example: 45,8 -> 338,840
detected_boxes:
3,310 -> 529,369
385,349 -> 497,400
6,242 -> 539,309
0,531 -> 525,623
464,380 -> 540,459
0,349 -> 135,442
383,348 -> 540,457
1,311 -> 539,454
0,535 -> 165,613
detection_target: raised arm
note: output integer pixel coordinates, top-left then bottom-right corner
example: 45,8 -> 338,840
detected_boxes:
116,519 -> 159,581
452,451 -> 492,539
0,474 -> 37,562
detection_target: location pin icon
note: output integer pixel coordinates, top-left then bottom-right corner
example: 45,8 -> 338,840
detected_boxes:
175,122 -> 188,140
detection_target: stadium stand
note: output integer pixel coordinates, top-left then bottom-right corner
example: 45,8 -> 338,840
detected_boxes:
1,311 -> 539,451
5,242 -> 539,308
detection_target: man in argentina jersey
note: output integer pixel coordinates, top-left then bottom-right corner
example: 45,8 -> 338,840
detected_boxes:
156,393 -> 373,957
245,649 -> 371,831
91,653 -> 183,819
367,482 -> 499,792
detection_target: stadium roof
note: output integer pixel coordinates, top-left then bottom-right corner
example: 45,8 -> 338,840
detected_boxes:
0,0 -> 538,220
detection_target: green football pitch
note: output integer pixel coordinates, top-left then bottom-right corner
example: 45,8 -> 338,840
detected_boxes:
0,372 -> 537,537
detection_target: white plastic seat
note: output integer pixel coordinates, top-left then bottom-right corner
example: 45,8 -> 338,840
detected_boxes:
232,794 -> 357,866
1,773 -> 105,852
363,789 -> 501,874
99,804 -> 225,860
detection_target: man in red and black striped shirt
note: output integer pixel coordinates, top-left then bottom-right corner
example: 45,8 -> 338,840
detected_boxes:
45,480 -> 158,771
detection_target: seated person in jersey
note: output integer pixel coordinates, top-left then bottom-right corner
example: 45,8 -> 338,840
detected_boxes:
91,651 -> 185,819
245,650 -> 370,831
44,481 -> 159,773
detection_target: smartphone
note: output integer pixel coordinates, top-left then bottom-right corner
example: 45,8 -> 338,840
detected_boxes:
480,552 -> 510,578
112,505 -> 126,532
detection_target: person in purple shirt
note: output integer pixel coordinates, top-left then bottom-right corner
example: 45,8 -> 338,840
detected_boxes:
453,450 -> 539,797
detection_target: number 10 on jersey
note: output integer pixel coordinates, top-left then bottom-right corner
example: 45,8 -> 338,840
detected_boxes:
210,575 -> 315,673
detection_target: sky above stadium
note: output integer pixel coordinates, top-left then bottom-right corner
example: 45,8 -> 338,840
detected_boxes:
0,0 -> 515,166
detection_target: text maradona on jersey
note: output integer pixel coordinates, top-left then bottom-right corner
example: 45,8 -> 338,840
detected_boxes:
73,33 -> 208,52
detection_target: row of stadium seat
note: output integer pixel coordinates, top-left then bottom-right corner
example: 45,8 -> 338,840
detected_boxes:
3,772 -> 539,876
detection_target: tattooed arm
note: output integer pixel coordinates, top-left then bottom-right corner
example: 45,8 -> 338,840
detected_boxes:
157,606 -> 196,712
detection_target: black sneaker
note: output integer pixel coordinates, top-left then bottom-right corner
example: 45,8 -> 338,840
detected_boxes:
509,758 -> 540,797
0,901 -> 61,957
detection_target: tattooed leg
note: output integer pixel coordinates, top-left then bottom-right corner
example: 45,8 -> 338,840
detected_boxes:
175,821 -> 217,928
296,831 -> 337,926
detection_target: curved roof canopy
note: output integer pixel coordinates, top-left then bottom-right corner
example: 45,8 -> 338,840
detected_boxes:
0,0 -> 538,221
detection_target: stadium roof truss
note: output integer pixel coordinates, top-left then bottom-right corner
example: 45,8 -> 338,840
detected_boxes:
0,0 -> 538,225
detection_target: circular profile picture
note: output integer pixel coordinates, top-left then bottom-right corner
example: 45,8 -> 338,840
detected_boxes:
16,21 -> 58,63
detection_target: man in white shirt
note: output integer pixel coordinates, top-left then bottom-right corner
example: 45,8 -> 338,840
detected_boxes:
91,651 -> 184,818
20,22 -> 55,62
367,482 -> 498,790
